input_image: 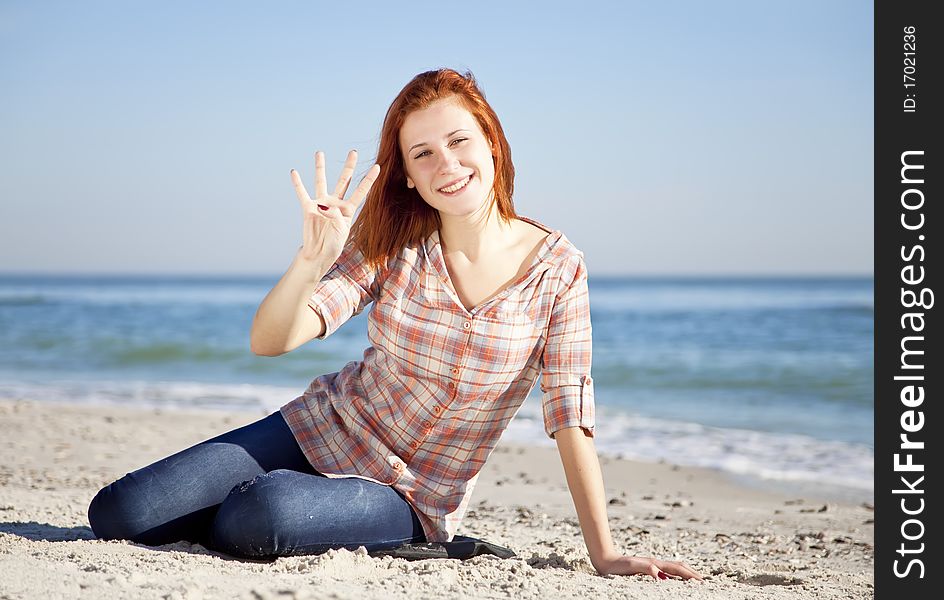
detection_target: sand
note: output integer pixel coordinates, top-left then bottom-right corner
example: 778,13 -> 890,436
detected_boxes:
0,399 -> 873,599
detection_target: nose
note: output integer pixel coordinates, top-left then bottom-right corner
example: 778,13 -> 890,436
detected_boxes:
437,148 -> 460,174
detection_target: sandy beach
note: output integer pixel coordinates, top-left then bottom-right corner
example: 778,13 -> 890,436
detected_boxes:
0,399 -> 873,599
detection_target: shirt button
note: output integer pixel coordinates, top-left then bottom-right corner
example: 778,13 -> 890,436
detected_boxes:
422,420 -> 432,429
462,321 -> 471,330
411,440 -> 419,449
448,381 -> 456,389
433,405 -> 442,414
451,367 -> 459,374
393,461 -> 404,472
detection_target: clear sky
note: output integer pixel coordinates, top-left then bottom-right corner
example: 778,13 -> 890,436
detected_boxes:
0,1 -> 873,276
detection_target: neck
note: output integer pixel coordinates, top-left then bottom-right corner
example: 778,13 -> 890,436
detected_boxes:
438,202 -> 515,263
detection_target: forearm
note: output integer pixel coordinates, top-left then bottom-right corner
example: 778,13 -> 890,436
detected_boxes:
554,426 -> 618,568
250,250 -> 335,356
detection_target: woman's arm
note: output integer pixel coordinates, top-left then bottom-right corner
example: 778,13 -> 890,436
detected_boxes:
554,426 -> 702,580
249,252 -> 333,356
250,151 -> 380,356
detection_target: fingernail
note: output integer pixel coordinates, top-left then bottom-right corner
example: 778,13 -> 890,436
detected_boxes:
658,571 -> 667,580
317,204 -> 329,211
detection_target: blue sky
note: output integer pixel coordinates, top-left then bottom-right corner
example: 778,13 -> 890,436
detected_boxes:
0,1 -> 873,275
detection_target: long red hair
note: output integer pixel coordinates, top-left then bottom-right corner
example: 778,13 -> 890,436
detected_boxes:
349,69 -> 517,270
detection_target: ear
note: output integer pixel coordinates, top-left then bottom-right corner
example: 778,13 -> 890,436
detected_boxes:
406,177 -> 415,189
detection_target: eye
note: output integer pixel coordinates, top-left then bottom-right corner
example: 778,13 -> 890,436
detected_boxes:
414,150 -> 431,159
449,137 -> 468,146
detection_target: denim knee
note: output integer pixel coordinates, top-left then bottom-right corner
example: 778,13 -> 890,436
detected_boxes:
209,469 -> 423,559
210,470 -> 294,558
89,470 -> 218,546
88,473 -> 152,543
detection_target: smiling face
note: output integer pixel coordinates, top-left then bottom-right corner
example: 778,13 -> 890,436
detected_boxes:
399,97 -> 496,218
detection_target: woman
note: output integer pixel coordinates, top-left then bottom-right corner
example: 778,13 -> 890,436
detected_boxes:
88,69 -> 701,581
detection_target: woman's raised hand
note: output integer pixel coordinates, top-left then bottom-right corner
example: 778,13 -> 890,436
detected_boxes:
290,150 -> 380,265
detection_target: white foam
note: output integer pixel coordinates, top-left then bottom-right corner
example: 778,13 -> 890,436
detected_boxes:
503,399 -> 873,492
1,379 -> 873,494
0,379 -> 297,414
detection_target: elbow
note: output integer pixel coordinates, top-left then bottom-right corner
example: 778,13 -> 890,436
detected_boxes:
249,341 -> 272,357
249,317 -> 287,356
251,344 -> 285,357
249,334 -> 286,357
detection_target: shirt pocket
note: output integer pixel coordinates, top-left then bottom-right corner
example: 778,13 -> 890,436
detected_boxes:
374,284 -> 461,383
472,309 -> 542,388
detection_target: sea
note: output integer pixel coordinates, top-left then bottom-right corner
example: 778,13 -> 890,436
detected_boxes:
0,274 -> 873,501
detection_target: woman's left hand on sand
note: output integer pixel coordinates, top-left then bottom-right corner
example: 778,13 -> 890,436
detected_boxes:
592,553 -> 703,581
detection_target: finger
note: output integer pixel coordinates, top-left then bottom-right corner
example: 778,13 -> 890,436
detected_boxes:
660,561 -> 702,581
334,149 -> 358,200
344,163 -> 381,214
314,151 -> 328,200
674,564 -> 703,581
310,197 -> 344,212
290,169 -> 313,209
648,563 -> 661,581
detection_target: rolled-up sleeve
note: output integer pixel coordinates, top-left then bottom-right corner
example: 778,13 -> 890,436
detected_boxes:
308,240 -> 381,340
540,255 -> 595,438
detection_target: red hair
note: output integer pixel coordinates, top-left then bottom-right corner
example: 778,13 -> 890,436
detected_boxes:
350,69 -> 517,270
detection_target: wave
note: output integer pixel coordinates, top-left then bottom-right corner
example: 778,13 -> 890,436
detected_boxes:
0,295 -> 47,306
0,379 -> 873,496
503,403 -> 873,494
0,379 -> 300,413
106,344 -> 248,365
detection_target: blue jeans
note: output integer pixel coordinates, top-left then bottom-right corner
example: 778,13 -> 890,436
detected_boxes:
87,411 -> 425,558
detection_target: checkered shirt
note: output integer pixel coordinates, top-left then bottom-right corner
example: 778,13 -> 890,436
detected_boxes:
280,216 -> 595,542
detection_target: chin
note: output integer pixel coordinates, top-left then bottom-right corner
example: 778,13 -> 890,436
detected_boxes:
439,197 -> 492,218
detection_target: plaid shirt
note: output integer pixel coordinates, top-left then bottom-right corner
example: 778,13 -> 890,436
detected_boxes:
280,216 -> 594,542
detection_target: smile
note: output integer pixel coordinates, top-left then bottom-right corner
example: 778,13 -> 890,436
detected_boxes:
437,174 -> 472,194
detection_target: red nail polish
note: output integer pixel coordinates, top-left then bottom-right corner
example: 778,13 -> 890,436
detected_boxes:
317,204 -> 329,210
658,571 -> 667,580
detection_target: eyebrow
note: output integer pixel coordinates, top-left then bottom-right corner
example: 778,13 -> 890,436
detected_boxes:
408,129 -> 472,153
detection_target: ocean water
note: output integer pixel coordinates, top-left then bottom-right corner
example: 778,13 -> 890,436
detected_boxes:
0,274 -> 873,499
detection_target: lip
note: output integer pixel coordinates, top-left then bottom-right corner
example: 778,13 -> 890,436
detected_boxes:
437,174 -> 473,192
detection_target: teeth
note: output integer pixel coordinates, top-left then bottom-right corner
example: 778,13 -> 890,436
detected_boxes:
439,175 -> 471,193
